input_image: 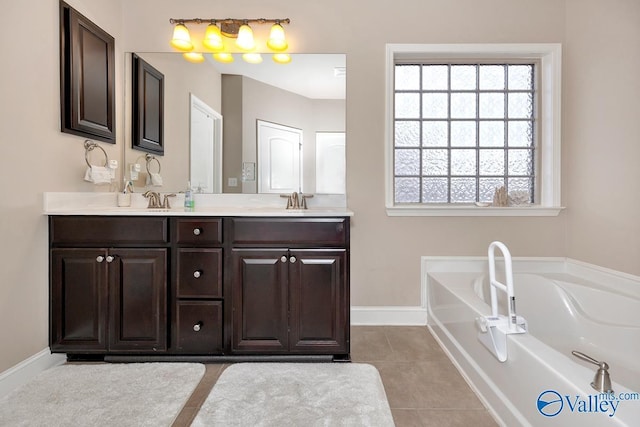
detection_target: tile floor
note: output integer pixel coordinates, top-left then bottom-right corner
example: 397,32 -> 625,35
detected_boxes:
172,326 -> 499,427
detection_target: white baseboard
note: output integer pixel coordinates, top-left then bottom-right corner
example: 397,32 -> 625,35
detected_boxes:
351,306 -> 427,325
0,349 -> 66,399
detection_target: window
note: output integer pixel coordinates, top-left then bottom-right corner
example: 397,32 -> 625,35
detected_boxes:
385,44 -> 562,216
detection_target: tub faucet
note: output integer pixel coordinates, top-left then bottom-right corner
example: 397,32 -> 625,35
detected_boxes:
572,351 -> 614,393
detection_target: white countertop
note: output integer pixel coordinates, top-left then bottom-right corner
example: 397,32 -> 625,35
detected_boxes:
43,192 -> 354,217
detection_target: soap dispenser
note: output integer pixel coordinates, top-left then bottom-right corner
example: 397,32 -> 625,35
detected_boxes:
184,181 -> 194,210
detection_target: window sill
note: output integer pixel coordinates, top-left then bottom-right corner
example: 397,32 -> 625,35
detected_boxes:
386,205 -> 564,217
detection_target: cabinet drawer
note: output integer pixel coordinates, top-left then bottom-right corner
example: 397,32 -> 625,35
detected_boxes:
174,301 -> 223,354
50,216 -> 168,245
176,249 -> 222,298
174,218 -> 222,245
231,218 -> 347,246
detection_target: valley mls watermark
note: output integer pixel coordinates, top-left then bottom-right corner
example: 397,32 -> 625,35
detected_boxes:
537,389 -> 640,418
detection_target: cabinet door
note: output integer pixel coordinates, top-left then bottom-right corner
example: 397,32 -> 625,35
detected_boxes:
50,249 -> 108,351
108,249 -> 167,351
289,249 -> 349,354
231,249 -> 288,353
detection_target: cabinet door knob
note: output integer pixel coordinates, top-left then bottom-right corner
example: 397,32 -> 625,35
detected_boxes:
193,228 -> 202,236
106,255 -> 115,263
96,255 -> 105,263
280,255 -> 287,263
289,256 -> 297,263
193,322 -> 203,332
193,270 -> 202,278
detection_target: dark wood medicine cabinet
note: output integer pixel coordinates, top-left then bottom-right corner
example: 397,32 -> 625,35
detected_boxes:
59,1 -> 115,143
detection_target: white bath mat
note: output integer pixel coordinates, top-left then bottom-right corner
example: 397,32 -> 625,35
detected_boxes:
192,363 -> 395,426
0,362 -> 205,426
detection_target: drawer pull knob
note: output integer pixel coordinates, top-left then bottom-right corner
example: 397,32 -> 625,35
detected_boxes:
193,228 -> 202,236
193,270 -> 202,279
106,255 -> 115,263
280,255 -> 287,263
289,256 -> 297,263
193,322 -> 203,332
96,256 -> 105,263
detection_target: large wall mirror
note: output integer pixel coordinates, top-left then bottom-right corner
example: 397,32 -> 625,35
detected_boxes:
123,53 -> 346,194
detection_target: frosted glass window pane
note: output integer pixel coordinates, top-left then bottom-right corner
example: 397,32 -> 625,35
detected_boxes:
395,178 -> 420,202
479,65 -> 505,90
395,121 -> 420,147
422,178 -> 448,202
479,121 -> 504,147
395,149 -> 420,175
508,65 -> 533,90
422,65 -> 448,90
451,93 -> 476,119
422,93 -> 448,118
508,178 -> 533,200
479,149 -> 505,175
479,178 -> 505,202
508,93 -> 533,119
450,121 -> 476,147
508,121 -> 533,147
423,121 -> 448,147
422,149 -> 448,176
395,65 -> 420,90
508,149 -> 533,175
479,93 -> 505,118
395,93 -> 420,118
451,149 -> 476,175
451,66 -> 476,90
451,178 -> 476,202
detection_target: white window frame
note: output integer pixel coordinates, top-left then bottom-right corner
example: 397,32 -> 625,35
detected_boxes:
385,43 -> 563,217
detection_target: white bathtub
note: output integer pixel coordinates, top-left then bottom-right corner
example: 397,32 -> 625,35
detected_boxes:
424,257 -> 640,427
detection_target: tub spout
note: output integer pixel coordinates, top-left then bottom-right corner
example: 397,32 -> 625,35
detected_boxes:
571,351 -> 614,394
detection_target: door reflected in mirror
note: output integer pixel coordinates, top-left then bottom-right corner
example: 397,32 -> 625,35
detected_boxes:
123,53 -> 346,194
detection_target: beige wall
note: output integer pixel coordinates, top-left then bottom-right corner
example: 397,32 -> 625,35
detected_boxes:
1,0 -> 638,373
563,0 -> 640,274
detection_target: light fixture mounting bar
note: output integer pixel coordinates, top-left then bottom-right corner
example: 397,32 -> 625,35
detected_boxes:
169,18 -> 290,25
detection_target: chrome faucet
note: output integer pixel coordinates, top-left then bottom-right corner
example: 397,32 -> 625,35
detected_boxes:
142,191 -> 162,208
280,192 -> 314,209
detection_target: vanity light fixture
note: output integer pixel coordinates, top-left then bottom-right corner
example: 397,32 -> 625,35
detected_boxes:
169,18 -> 291,63
213,52 -> 234,63
183,52 -> 205,63
242,53 -> 263,64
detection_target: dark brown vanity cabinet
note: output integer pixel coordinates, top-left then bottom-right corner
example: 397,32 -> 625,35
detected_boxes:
49,217 -> 168,354
49,215 -> 350,360
230,218 -> 350,357
172,218 -> 224,354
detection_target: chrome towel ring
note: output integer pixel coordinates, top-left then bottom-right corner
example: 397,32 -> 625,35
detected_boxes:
84,140 -> 109,168
145,153 -> 161,174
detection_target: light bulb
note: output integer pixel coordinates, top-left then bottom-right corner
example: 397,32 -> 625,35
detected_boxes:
267,23 -> 288,52
170,23 -> 193,52
203,24 -> 224,51
213,52 -> 234,63
236,24 -> 255,51
242,53 -> 263,64
183,52 -> 205,63
272,53 -> 291,64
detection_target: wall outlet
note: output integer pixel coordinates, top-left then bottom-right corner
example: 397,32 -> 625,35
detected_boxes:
228,177 -> 238,187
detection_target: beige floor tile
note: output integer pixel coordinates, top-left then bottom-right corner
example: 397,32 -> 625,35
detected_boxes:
391,408 -> 426,427
350,325 -> 395,362
417,409 -> 499,427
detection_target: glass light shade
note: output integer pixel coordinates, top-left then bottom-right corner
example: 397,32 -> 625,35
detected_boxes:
170,23 -> 194,51
267,24 -> 288,52
242,53 -> 263,64
213,52 -> 234,63
272,53 -> 291,64
236,24 -> 255,51
183,52 -> 205,63
203,24 -> 224,51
